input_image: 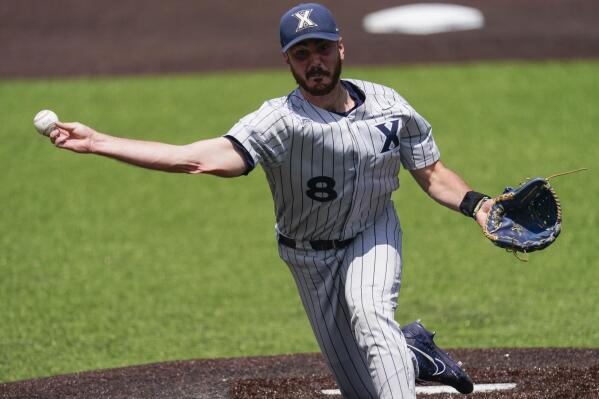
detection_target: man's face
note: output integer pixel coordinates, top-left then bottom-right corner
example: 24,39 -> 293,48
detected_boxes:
285,39 -> 344,96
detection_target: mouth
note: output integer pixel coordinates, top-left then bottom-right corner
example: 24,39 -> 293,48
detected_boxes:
306,69 -> 330,80
307,74 -> 330,86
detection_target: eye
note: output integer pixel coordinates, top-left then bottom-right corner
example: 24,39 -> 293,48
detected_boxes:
317,42 -> 332,54
292,49 -> 309,60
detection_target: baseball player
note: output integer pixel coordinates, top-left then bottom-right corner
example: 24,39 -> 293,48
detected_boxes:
47,3 -> 492,398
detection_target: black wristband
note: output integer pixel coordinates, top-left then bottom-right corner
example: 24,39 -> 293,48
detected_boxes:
459,191 -> 489,218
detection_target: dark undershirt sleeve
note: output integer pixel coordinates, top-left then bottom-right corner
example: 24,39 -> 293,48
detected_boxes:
223,135 -> 255,176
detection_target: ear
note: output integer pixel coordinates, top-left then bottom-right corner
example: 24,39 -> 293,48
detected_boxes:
338,37 -> 345,62
283,52 -> 290,65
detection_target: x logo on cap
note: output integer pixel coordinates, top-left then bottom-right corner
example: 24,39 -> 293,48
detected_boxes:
293,9 -> 317,32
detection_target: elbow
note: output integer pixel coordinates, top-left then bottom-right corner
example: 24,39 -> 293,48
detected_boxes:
172,144 -> 217,175
199,161 -> 247,177
177,162 -> 242,178
172,150 -> 213,174
174,142 -> 247,177
176,162 -> 209,174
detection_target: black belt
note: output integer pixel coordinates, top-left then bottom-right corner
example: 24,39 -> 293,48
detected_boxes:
278,234 -> 354,251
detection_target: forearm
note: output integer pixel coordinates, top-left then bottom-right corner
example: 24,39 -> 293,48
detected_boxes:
91,132 -> 191,173
411,161 -> 472,212
427,171 -> 471,212
51,121 -> 248,177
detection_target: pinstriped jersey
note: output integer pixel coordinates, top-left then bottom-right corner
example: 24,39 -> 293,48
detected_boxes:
225,79 -> 440,241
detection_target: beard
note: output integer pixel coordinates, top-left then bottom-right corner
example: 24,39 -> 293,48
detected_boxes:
291,56 -> 342,96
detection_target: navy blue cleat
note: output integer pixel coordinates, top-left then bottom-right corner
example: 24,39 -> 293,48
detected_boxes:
402,320 -> 474,394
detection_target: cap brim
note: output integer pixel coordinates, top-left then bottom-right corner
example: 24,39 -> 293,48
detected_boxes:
282,32 -> 340,53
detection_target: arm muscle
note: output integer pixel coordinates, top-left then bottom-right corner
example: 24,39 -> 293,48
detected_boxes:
409,161 -> 471,212
92,134 -> 248,177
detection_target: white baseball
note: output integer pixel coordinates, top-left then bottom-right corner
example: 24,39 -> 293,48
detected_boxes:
33,109 -> 59,136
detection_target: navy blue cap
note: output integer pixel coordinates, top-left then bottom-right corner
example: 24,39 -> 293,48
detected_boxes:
279,3 -> 340,53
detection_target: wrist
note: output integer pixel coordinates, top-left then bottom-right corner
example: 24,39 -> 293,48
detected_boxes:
88,131 -> 105,154
472,197 -> 488,218
459,191 -> 490,219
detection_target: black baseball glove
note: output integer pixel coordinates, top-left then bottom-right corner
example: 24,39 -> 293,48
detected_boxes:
483,177 -> 562,255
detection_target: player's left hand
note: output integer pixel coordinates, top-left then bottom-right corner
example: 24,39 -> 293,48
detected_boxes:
474,198 -> 492,229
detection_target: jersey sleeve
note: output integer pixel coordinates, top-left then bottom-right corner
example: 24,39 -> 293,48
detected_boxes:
399,106 -> 441,170
223,101 -> 290,171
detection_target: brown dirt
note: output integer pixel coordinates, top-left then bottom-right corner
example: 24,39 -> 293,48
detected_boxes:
1,0 -> 598,78
1,1 -> 597,398
1,349 -> 598,398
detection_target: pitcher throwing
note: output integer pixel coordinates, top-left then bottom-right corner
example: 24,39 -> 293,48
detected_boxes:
46,3 -> 494,398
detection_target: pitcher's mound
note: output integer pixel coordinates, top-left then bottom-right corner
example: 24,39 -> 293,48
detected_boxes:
1,348 -> 598,398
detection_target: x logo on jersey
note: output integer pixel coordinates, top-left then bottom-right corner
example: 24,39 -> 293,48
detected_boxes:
293,9 -> 317,32
375,119 -> 400,153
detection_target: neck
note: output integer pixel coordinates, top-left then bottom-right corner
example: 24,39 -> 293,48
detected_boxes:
300,81 -> 355,113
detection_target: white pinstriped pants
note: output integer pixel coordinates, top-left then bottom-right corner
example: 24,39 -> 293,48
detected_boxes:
278,203 -> 416,399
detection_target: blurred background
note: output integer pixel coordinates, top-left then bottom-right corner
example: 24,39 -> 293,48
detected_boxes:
1,0 -> 599,77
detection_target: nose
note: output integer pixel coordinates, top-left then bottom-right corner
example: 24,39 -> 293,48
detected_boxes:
308,49 -> 322,65
307,52 -> 324,68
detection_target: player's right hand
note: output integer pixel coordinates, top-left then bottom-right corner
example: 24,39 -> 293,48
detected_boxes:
49,121 -> 97,153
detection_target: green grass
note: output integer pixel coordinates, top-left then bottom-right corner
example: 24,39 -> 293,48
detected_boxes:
1,60 -> 598,383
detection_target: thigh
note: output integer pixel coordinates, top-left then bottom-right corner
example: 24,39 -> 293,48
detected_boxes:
341,203 -> 416,398
278,245 -> 378,399
343,202 -> 403,316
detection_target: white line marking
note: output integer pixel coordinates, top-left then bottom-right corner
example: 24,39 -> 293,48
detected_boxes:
321,383 -> 517,396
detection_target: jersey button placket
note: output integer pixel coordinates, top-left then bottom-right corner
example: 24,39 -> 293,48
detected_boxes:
341,117 -> 362,238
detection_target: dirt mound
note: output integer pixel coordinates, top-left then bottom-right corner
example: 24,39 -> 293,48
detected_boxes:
1,349 -> 598,398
